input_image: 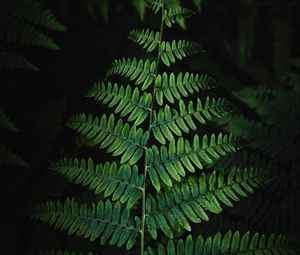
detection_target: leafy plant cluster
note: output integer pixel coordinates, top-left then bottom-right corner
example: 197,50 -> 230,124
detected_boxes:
0,0 -> 66,71
28,0 -> 296,254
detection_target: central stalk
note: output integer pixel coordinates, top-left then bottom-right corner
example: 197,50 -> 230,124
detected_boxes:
140,4 -> 165,255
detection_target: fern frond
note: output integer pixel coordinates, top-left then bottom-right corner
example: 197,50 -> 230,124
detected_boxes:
147,133 -> 242,191
0,107 -> 18,132
222,114 -> 294,163
155,72 -> 217,105
29,198 -> 141,249
145,231 -> 293,254
0,0 -> 67,32
38,250 -> 95,255
50,158 -> 143,208
160,40 -> 203,67
152,98 -> 234,144
0,48 -> 38,70
87,82 -> 152,126
146,168 -> 265,238
0,21 -> 59,49
0,144 -> 30,167
129,29 -> 160,53
106,58 -> 156,90
67,113 -> 149,165
163,8 -> 195,28
145,0 -> 164,14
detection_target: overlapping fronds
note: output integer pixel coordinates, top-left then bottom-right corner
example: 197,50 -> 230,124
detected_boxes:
86,82 -> 152,126
160,40 -> 202,67
151,98 -> 234,144
0,0 -> 66,32
50,158 -> 143,208
129,29 -> 160,53
106,58 -> 156,90
155,72 -> 217,105
0,107 -> 18,132
39,251 -> 95,255
0,0 -> 66,70
0,144 -> 29,167
0,21 -> 59,49
146,168 -> 265,238
163,8 -> 195,28
145,231 -> 293,254
29,198 -> 141,250
67,113 -> 149,165
146,133 -> 242,191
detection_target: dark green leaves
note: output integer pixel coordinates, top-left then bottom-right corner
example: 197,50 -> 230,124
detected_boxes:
163,8 -> 195,28
129,29 -> 160,53
145,231 -> 293,254
87,82 -> 152,126
67,113 -> 149,165
38,250 -> 95,255
155,72 -> 217,105
106,58 -> 156,90
160,40 -> 203,67
50,158 -> 143,208
147,133 -> 242,191
146,168 -> 266,238
145,0 -> 164,14
151,98 -> 234,144
29,198 -> 141,250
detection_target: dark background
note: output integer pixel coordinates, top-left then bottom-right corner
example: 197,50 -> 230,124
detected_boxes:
1,0 -> 300,254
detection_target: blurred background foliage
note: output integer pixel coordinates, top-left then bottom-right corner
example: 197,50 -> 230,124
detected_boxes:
0,0 -> 299,254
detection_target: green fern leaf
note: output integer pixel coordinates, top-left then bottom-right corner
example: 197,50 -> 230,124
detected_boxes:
132,0 -> 146,20
87,82 -> 152,126
29,198 -> 141,249
147,133 -> 242,191
0,107 -> 19,132
129,29 -> 160,53
106,58 -> 156,90
163,7 -> 195,28
145,0 -> 164,14
0,0 -> 67,32
0,144 -> 29,167
155,72 -> 217,105
151,98 -> 235,144
160,40 -> 203,67
50,158 -> 143,208
38,250 -> 96,255
67,113 -> 149,165
146,168 -> 265,238
145,231 -> 293,254
0,20 -> 59,49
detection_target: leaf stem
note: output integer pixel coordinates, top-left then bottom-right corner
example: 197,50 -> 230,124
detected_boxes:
140,4 -> 165,255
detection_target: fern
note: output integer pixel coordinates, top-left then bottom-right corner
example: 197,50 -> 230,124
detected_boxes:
145,231 -> 294,254
29,1 -> 294,254
0,0 -> 66,70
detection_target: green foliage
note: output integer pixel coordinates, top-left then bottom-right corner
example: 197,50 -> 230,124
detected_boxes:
146,168 -> 266,238
0,0 -> 66,70
219,62 -> 300,233
29,198 -> 141,249
38,251 -> 95,255
145,231 -> 293,254
50,158 -> 143,208
29,0 -> 294,254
